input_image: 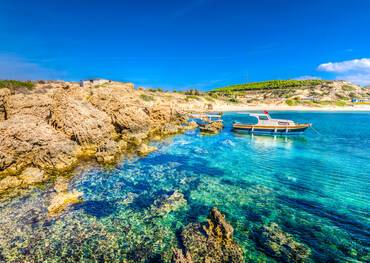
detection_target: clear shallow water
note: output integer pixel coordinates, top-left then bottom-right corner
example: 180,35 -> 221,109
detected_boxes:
0,112 -> 369,262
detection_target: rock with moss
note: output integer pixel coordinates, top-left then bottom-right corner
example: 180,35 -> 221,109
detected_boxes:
255,222 -> 311,262
174,207 -> 244,263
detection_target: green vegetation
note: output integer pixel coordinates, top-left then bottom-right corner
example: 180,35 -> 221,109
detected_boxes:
184,89 -> 202,95
211,80 -> 330,93
0,80 -> 34,90
185,95 -> 201,101
334,100 -> 347,107
286,99 -> 299,106
148,88 -> 163,92
342,85 -> 356,92
139,94 -> 155,102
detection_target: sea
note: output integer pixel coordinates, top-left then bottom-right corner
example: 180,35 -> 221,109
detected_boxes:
0,111 -> 369,262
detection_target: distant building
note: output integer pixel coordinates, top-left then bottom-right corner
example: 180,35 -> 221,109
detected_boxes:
352,98 -> 370,103
80,78 -> 111,87
301,96 -> 320,102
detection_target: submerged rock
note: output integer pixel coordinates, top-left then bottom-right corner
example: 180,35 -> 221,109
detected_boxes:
47,190 -> 83,217
255,222 -> 311,262
174,207 -> 244,263
137,143 -> 157,156
151,190 -> 187,216
172,249 -> 193,263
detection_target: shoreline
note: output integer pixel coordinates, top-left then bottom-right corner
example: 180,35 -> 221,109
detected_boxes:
211,104 -> 370,112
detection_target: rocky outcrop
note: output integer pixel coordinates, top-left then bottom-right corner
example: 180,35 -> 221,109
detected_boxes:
150,190 -> 187,216
19,167 -> 47,185
173,207 -> 244,263
0,81 -> 197,197
254,223 -> 311,262
0,115 -> 78,176
5,93 -> 53,120
0,88 -> 11,121
199,121 -> 223,134
50,92 -> 116,146
137,143 -> 157,156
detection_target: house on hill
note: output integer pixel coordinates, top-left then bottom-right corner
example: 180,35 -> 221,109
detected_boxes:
80,78 -> 111,87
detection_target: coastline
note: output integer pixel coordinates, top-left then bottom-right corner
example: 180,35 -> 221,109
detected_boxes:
211,104 -> 370,112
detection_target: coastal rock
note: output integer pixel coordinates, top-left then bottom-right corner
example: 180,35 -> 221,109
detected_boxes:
47,190 -> 83,217
19,167 -> 46,185
255,222 -> 311,262
161,123 -> 180,135
171,249 -> 193,263
0,114 -> 78,176
89,90 -> 151,133
137,143 -> 157,156
53,176 -> 70,193
0,176 -> 22,192
0,88 -> 11,121
183,121 -> 198,130
147,105 -> 174,125
199,121 -> 223,134
174,207 -> 244,263
5,93 -> 53,120
95,140 -> 119,164
50,92 -> 116,146
151,190 -> 187,215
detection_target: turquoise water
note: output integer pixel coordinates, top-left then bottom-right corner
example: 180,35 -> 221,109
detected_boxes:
0,112 -> 369,262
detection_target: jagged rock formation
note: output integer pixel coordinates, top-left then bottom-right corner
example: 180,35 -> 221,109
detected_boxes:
0,80 -> 197,197
0,115 -> 78,176
50,92 -> 116,145
5,93 -> 53,120
173,207 -> 244,263
254,223 -> 311,262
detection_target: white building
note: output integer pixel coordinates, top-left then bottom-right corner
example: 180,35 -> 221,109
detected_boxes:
80,78 -> 111,87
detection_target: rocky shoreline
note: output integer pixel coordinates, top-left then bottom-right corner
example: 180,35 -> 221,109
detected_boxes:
0,81 -> 198,213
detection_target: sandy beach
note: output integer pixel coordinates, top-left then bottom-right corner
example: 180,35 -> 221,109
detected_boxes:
212,104 -> 370,112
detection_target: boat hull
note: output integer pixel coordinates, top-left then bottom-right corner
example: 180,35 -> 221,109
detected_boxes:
232,123 -> 310,135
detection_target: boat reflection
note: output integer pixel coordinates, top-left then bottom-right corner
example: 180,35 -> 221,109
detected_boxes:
233,131 -> 307,149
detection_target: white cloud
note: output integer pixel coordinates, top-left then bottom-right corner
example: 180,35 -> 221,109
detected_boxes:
317,58 -> 370,86
0,53 -> 64,80
338,73 -> 370,86
317,58 -> 370,73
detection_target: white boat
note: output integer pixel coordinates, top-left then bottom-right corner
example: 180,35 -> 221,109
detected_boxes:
232,111 -> 311,135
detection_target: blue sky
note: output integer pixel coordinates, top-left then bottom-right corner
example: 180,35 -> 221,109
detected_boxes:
1,0 -> 370,89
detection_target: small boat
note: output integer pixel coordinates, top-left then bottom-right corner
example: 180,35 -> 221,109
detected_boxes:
232,111 -> 311,135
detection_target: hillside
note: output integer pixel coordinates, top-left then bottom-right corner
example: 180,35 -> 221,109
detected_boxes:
209,80 -> 370,106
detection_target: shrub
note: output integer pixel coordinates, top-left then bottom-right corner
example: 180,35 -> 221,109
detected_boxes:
211,80 -> 330,93
140,94 -> 154,102
286,99 -> 299,106
0,80 -> 34,90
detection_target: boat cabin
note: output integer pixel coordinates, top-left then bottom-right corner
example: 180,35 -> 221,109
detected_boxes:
249,113 -> 295,126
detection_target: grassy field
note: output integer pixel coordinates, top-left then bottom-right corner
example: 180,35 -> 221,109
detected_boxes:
211,80 -> 330,93
0,80 -> 34,90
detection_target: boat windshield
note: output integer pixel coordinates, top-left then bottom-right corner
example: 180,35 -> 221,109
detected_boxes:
258,116 -> 269,120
